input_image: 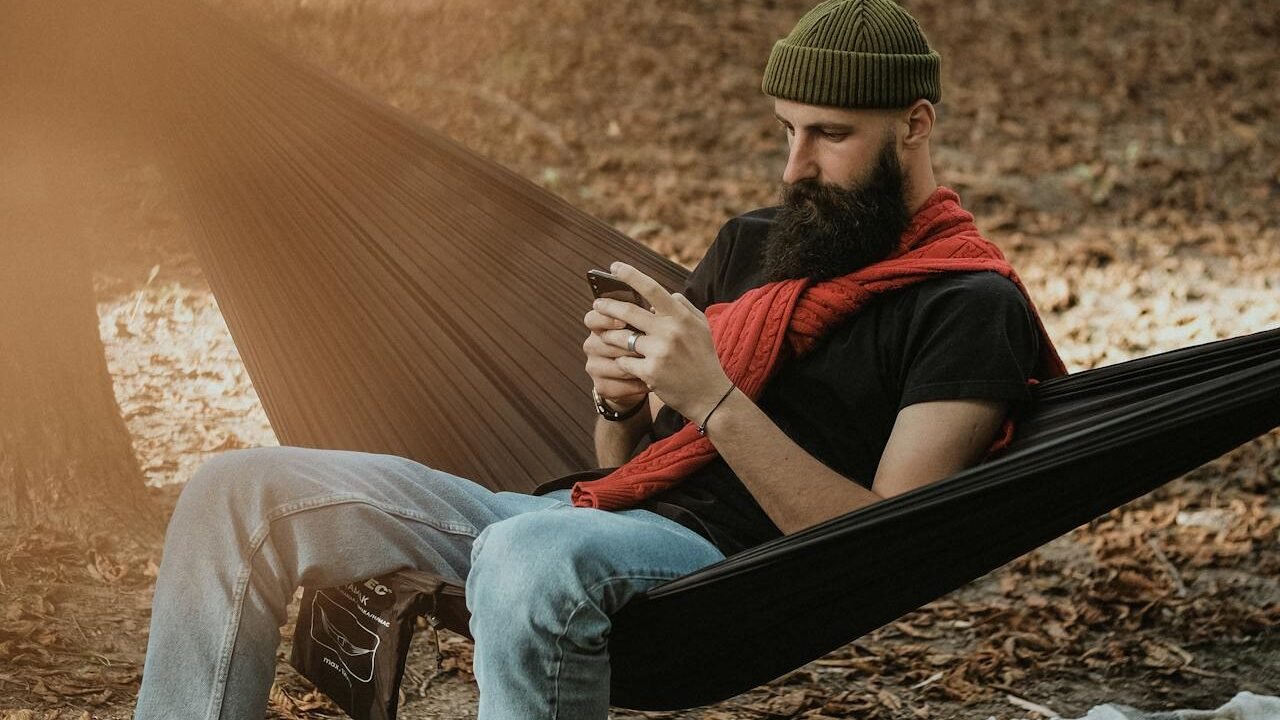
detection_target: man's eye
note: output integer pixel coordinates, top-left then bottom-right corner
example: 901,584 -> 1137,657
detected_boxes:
822,131 -> 848,141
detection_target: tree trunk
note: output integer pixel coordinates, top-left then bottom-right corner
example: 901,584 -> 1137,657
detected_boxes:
0,180 -> 163,544
0,4 -> 163,543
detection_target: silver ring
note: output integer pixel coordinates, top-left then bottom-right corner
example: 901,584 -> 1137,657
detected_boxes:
626,330 -> 642,354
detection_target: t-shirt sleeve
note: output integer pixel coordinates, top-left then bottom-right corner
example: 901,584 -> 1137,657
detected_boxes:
896,272 -> 1041,411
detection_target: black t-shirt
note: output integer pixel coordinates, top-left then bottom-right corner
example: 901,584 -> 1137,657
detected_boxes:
628,207 -> 1042,557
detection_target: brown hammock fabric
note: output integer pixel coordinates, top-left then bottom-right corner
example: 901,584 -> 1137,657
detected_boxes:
90,0 -> 689,491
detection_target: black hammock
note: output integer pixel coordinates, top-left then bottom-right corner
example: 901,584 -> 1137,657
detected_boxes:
61,1 -> 1280,715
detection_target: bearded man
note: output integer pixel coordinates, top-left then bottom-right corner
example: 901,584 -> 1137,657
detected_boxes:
574,3 -> 1065,554
134,1 -> 1062,718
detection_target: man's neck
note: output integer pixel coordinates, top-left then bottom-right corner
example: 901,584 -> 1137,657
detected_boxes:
902,150 -> 939,217
903,169 -> 939,218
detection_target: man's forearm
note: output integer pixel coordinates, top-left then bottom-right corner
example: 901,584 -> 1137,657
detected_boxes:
700,389 -> 882,534
699,387 -> 1007,535
593,395 -> 653,466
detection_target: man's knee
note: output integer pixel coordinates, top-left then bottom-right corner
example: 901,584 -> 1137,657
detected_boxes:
174,447 -> 481,545
179,447 -> 290,510
464,510 -> 681,657
172,447 -> 358,539
467,511 -> 600,603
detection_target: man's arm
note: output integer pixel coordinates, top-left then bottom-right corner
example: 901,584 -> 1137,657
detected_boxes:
589,219 -> 723,468
593,395 -> 648,466
701,392 -> 1007,534
598,260 -> 1019,534
585,279 -> 679,464
591,364 -> 1006,531
592,394 -> 670,466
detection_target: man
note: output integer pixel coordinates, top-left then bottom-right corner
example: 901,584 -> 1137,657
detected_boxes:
135,0 -> 1061,718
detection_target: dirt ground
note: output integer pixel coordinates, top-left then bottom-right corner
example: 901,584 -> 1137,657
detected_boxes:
2,0 -> 1278,718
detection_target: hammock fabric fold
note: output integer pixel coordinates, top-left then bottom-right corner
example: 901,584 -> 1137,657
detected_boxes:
58,1 -> 1279,715
605,326 -> 1280,708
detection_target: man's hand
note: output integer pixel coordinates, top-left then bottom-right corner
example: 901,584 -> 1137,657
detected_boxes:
594,262 -> 733,424
582,290 -> 649,407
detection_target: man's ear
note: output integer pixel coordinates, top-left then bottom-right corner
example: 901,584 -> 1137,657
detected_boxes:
901,99 -> 935,149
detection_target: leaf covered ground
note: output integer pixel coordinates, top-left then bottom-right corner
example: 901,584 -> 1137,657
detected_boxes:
2,0 -> 1278,718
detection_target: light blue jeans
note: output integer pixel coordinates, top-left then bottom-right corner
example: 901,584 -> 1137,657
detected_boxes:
133,446 -> 725,719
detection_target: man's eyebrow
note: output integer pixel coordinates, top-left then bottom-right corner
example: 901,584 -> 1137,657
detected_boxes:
774,114 -> 854,132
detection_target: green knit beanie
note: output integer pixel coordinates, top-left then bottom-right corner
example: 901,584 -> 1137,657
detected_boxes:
762,0 -> 941,108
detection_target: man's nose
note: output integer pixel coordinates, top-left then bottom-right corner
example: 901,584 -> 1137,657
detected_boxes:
782,136 -> 818,185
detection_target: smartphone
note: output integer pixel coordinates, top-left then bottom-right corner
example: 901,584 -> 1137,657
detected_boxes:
587,268 -> 649,331
587,269 -> 649,308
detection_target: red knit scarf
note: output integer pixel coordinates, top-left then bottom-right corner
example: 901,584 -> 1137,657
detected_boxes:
572,187 -> 1067,510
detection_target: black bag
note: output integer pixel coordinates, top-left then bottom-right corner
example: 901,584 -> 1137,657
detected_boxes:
289,469 -> 611,719
289,570 -> 470,720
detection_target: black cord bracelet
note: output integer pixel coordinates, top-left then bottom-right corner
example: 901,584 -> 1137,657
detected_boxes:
696,382 -> 736,436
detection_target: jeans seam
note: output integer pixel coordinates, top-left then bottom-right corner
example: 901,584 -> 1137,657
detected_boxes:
273,491 -> 479,535
207,493 -> 479,720
549,572 -> 685,720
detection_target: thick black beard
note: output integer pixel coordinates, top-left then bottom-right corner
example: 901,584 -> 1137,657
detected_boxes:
760,138 -> 911,283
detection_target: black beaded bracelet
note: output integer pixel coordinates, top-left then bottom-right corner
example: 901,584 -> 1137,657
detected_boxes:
696,382 -> 736,436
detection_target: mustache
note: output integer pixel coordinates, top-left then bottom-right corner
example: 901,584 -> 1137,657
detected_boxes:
780,178 -> 837,205
780,179 -> 838,207
777,179 -> 848,228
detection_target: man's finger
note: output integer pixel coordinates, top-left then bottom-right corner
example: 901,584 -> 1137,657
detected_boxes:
594,297 -> 656,332
586,355 -> 641,380
601,328 -> 649,356
671,292 -> 701,314
614,354 -> 650,383
584,333 -> 634,359
584,309 -> 626,332
610,261 -> 680,316
595,380 -> 649,399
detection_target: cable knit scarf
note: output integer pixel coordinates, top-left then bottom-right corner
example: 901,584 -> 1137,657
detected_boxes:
572,187 -> 1067,510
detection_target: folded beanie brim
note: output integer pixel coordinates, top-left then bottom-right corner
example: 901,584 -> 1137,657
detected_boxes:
762,40 -> 941,108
